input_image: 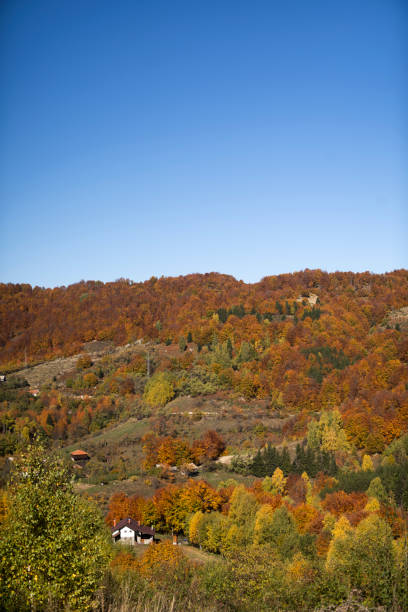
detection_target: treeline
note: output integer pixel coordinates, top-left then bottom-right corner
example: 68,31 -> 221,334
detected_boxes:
1,270 -> 407,368
233,443 -> 338,479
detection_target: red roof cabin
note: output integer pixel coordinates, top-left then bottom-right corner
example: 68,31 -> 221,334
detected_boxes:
70,449 -> 90,463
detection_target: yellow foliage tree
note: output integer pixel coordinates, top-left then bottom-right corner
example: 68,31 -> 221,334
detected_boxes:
301,471 -> 314,504
326,516 -> 354,572
262,467 -> 287,496
287,551 -> 315,585
323,512 -> 336,533
393,536 -> 408,573
179,480 -> 222,514
221,523 -> 243,556
364,497 -> 380,513
143,373 -> 174,407
253,504 -> 275,545
188,510 -> 204,545
307,409 -> 350,452
332,515 -> 353,539
0,489 -> 8,524
204,513 -> 229,553
326,514 -> 395,606
362,454 -> 374,471
228,485 -> 259,527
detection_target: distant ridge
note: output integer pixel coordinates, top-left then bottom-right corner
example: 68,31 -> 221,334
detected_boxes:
1,269 -> 407,369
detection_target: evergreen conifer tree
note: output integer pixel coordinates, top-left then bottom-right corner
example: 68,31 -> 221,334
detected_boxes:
226,338 -> 233,359
251,450 -> 266,478
264,444 -> 279,476
281,447 -> 291,475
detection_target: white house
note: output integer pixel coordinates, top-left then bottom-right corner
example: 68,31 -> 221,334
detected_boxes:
111,517 -> 155,545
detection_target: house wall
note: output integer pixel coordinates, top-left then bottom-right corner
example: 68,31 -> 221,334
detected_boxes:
137,534 -> 153,544
112,525 -> 154,545
119,526 -> 135,542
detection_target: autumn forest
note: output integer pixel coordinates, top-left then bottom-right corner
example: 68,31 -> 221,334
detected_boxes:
1,269 -> 408,451
1,269 -> 408,611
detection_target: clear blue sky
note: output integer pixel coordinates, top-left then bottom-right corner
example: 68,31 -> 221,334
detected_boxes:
1,0 -> 406,287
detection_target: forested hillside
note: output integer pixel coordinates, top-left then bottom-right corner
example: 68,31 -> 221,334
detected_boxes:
1,270 -> 407,367
1,270 -> 408,452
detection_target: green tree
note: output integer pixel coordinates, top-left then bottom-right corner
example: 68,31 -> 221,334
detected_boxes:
251,449 -> 266,477
178,336 -> 187,352
326,514 -> 395,607
210,341 -> 232,368
228,485 -> 258,534
366,476 -> 388,504
253,504 -> 275,545
226,338 -> 233,359
202,544 -> 286,611
257,505 -> 300,560
351,514 -> 396,606
236,341 -> 257,364
203,513 -> 229,553
0,444 -> 111,611
326,516 -> 354,575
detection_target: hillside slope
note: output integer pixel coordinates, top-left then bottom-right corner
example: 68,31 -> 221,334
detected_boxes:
1,269 -> 408,456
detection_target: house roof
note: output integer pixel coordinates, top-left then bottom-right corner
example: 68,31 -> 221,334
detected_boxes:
70,450 -> 90,457
111,517 -> 155,536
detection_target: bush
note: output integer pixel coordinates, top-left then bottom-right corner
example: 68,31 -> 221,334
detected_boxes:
76,354 -> 93,370
176,366 -> 220,397
83,372 -> 98,387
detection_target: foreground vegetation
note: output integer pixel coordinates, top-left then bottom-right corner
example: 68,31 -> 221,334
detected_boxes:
1,438 -> 408,611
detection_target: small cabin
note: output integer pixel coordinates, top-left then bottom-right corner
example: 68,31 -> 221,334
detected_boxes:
111,518 -> 155,545
70,449 -> 90,463
180,462 -> 199,476
0,375 -> 6,382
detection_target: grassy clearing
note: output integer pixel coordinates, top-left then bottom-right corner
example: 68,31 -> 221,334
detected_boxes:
198,468 -> 255,488
76,475 -> 159,501
112,540 -> 219,565
180,544 -> 220,564
63,417 -> 150,453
